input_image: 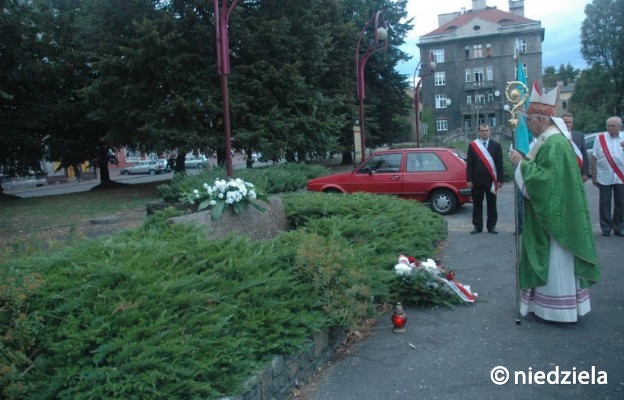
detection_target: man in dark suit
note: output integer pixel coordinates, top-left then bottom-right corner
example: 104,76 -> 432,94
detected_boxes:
562,113 -> 590,181
466,123 -> 504,234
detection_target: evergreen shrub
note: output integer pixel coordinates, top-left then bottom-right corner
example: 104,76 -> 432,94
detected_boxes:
158,163 -> 328,202
1,190 -> 447,399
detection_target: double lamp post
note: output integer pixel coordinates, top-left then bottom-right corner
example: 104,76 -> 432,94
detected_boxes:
214,0 -> 238,177
355,11 -> 388,162
413,54 -> 436,148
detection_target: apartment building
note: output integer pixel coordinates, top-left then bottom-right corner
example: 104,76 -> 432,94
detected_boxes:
417,0 -> 544,139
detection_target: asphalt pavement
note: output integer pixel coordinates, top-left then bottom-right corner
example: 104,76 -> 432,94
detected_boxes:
308,182 -> 623,400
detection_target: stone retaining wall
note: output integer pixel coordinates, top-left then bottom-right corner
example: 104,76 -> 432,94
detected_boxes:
219,327 -> 345,400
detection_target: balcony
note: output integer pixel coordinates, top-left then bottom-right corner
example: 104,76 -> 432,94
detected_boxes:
464,80 -> 494,91
459,102 -> 500,113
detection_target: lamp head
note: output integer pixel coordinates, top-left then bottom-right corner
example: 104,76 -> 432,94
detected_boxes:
376,27 -> 388,41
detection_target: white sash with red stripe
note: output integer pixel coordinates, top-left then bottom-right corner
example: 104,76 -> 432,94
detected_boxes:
599,133 -> 624,183
471,140 -> 498,194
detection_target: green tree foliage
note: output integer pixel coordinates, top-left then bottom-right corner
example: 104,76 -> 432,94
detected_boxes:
543,63 -> 579,88
557,63 -> 580,86
578,0 -> 624,116
570,65 -> 613,132
0,0 -> 51,186
542,65 -> 558,87
2,0 -> 413,183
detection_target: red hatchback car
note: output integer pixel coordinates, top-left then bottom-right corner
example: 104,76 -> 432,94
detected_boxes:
307,148 -> 472,215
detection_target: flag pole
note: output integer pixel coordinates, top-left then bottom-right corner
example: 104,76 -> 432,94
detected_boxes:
504,81 -> 529,325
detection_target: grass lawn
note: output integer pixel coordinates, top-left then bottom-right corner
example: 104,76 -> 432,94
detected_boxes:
0,181 -> 162,262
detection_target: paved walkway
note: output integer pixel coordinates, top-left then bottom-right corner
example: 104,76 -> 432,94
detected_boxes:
308,182 -> 623,399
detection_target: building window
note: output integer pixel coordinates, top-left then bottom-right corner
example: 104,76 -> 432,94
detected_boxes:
515,63 -> 528,79
436,119 -> 449,131
517,39 -> 527,54
465,68 -> 472,82
486,65 -> 493,81
523,63 -> 528,78
562,100 -> 568,109
432,49 -> 445,63
465,46 -> 470,59
475,93 -> 485,104
467,95 -> 472,104
473,67 -> 484,82
435,94 -> 449,109
473,44 -> 483,58
489,114 -> 497,128
434,71 -> 446,86
486,43 -> 492,57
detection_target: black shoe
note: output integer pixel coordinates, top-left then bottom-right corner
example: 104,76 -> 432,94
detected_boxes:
488,229 -> 498,234
602,232 -> 611,237
615,232 -> 624,237
470,228 -> 482,234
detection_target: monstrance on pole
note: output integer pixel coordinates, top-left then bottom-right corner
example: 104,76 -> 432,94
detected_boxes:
504,80 -> 529,325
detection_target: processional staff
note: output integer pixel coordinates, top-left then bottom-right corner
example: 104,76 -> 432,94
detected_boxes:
504,81 -> 529,325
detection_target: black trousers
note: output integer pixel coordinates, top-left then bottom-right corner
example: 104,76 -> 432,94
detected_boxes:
472,184 -> 498,231
598,183 -> 624,234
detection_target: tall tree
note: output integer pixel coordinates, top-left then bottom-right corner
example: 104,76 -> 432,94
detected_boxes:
557,63 -> 580,86
0,0 -> 51,193
542,66 -> 558,87
580,0 -> 624,115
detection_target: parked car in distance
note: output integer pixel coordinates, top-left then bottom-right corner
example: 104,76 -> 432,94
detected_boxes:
184,155 -> 208,169
585,132 -> 600,156
120,160 -> 166,175
306,148 -> 472,215
158,159 -> 173,172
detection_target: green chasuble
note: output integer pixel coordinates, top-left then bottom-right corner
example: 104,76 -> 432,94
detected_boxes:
519,130 -> 600,289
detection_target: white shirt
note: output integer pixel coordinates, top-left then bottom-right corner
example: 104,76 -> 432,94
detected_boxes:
592,131 -> 624,185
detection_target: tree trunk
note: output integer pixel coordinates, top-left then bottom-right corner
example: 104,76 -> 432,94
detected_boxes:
174,153 -> 186,174
341,150 -> 353,166
98,147 -> 113,185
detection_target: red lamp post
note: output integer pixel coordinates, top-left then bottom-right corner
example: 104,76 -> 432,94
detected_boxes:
355,11 -> 388,162
214,0 -> 238,177
414,54 -> 436,148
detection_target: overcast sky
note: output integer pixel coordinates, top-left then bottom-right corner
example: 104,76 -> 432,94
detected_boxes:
396,0 -> 592,77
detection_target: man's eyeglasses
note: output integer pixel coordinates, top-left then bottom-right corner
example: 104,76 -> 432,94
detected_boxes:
524,115 -> 540,122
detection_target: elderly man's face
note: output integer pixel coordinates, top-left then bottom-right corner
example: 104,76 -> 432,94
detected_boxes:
606,120 -> 621,137
525,114 -> 549,136
563,116 -> 573,131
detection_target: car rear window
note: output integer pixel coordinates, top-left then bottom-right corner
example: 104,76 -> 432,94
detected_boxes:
406,152 -> 446,172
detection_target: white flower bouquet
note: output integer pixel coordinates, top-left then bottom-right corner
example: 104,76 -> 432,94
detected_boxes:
184,178 -> 267,220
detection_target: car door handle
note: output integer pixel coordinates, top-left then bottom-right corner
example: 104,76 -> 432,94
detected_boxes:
391,175 -> 401,180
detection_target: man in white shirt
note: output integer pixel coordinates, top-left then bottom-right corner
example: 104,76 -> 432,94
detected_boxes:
591,116 -> 624,237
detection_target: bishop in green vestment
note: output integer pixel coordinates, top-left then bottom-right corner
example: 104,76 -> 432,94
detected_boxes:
509,85 -> 600,323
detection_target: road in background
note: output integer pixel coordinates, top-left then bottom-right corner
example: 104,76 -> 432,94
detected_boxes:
3,153 -> 274,199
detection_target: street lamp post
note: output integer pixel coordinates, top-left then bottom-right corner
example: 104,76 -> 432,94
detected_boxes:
414,54 -> 436,148
214,0 -> 238,177
436,98 -> 451,146
355,11 -> 388,162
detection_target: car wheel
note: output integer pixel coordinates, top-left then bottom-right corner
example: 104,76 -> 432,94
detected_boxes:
197,163 -> 204,168
429,189 -> 457,215
149,169 -> 156,175
121,170 -> 129,175
323,188 -> 342,194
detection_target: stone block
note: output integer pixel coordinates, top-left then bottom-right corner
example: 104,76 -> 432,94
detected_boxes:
168,197 -> 287,241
